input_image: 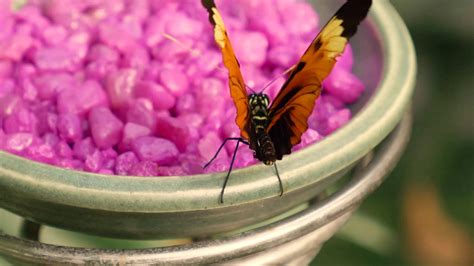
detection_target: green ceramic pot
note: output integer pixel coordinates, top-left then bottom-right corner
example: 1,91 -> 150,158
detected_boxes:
0,0 -> 416,239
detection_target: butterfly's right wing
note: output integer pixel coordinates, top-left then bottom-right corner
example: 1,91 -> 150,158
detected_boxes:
202,0 -> 250,140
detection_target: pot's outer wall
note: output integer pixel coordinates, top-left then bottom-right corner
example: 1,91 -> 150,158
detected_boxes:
0,0 -> 416,238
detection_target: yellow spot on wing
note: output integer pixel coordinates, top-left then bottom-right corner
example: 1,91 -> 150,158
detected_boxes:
211,7 -> 226,48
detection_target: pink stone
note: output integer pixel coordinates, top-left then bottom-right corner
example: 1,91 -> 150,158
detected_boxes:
57,80 -> 108,115
56,141 -> 73,158
3,108 -> 39,134
121,45 -> 150,75
87,44 -> 120,63
0,34 -> 33,61
57,113 -> 83,142
131,136 -> 178,165
164,11 -> 203,39
155,114 -> 191,152
134,81 -> 175,111
323,67 -> 365,104
34,72 -> 77,101
0,94 -> 23,118
203,157 -> 228,174
101,148 -> 117,170
85,62 -> 118,81
56,158 -> 83,170
41,25 -> 68,46
42,133 -> 59,147
99,21 -> 138,53
157,166 -> 186,176
279,2 -> 318,37
319,109 -> 352,135
128,160 -> 158,176
121,122 -> 151,150
0,78 -> 15,95
73,137 -> 96,160
115,151 -> 139,175
198,132 -> 228,162
195,78 -> 225,116
18,77 -> 38,101
125,98 -> 157,130
4,133 -> 35,154
174,93 -> 196,115
33,46 -> 78,71
232,30 -> 269,66
26,143 -> 56,164
0,60 -> 12,78
106,68 -> 138,109
179,154 -> 206,175
268,45 -> 299,67
88,107 -> 124,149
159,68 -> 188,97
293,128 -> 323,151
337,44 -> 354,70
84,149 -> 103,172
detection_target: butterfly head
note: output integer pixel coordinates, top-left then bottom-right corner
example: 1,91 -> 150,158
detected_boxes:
248,93 -> 270,109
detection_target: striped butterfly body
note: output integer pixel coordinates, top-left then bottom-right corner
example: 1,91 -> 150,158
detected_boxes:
202,0 -> 372,203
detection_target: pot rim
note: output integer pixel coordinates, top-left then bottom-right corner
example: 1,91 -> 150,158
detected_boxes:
0,0 -> 416,212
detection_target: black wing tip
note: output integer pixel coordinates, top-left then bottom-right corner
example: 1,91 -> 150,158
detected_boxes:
337,0 -> 372,38
201,0 -> 217,26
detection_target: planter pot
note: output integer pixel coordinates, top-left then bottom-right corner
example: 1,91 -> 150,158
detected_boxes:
0,0 -> 416,240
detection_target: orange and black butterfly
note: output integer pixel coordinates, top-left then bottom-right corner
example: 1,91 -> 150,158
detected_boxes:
202,0 -> 372,203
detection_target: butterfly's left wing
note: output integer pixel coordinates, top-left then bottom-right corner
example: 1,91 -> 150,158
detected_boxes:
202,0 -> 251,140
267,0 -> 372,159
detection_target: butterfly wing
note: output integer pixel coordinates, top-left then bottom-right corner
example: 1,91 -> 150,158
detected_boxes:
267,0 -> 372,159
202,0 -> 250,140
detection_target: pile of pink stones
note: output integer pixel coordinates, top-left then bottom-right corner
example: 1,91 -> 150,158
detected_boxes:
0,0 -> 365,176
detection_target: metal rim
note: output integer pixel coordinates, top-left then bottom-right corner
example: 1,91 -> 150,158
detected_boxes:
0,111 -> 412,265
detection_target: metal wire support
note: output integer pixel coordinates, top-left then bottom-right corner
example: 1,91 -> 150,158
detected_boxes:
0,112 -> 412,265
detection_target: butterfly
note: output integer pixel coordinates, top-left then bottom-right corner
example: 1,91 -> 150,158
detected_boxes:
202,0 -> 372,203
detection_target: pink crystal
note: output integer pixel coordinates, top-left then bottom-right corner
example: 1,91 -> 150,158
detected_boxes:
73,137 -> 96,160
155,114 -> 191,152
4,133 -> 35,154
159,68 -> 188,97
115,151 -> 139,175
121,122 -> 151,150
57,80 -> 108,115
128,160 -> 158,176
106,68 -> 138,109
88,107 -> 123,149
57,113 -> 83,142
3,107 -> 38,134
232,31 -> 269,66
131,136 -> 178,165
125,98 -> 157,130
198,132 -> 228,161
84,149 -> 103,172
134,81 -> 175,111
26,143 -> 56,164
323,66 -> 365,104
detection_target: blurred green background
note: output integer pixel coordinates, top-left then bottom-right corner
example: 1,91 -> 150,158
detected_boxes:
314,0 -> 474,265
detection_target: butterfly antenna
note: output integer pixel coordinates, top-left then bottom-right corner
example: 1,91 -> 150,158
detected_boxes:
220,139 -> 243,203
274,163 -> 284,197
161,32 -> 201,57
246,84 -> 256,94
258,65 -> 296,94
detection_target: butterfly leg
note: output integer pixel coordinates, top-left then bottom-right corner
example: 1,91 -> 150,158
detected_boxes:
203,137 -> 248,169
219,139 -> 242,203
274,163 -> 284,197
